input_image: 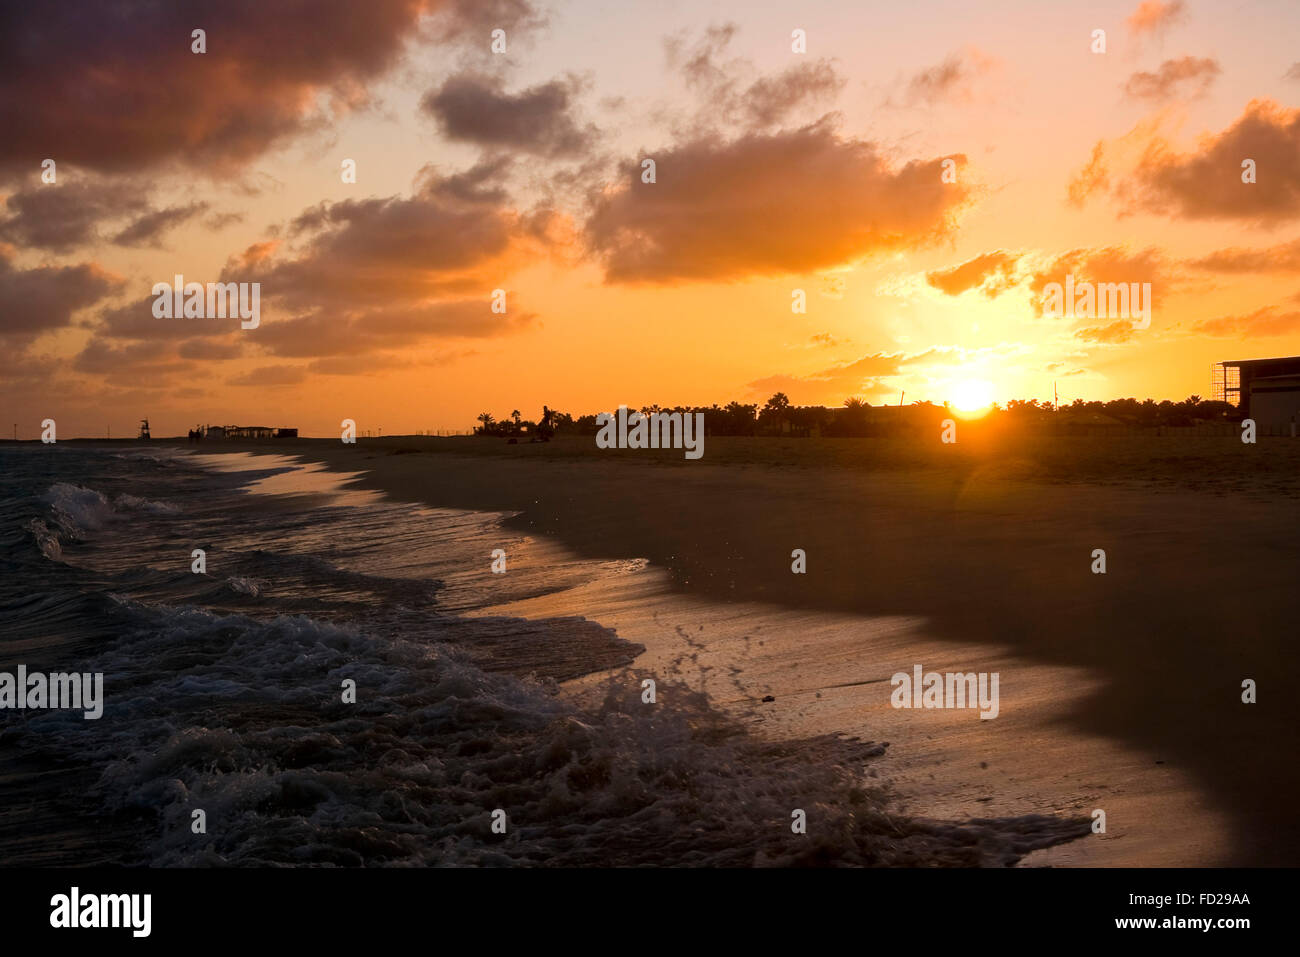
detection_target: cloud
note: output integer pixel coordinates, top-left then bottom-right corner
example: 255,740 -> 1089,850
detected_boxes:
1025,246 -> 1165,312
663,25 -> 844,132
905,49 -> 997,106
1127,1 -> 1187,38
73,338 -> 186,377
1191,307 -> 1300,338
585,121 -> 970,283
421,73 -> 597,156
923,246 -> 1166,313
0,246 -> 122,345
227,365 -> 310,387
745,351 -> 934,405
305,348 -> 476,375
179,338 -> 245,360
110,202 -> 209,247
94,295 -> 242,342
1188,238 -> 1300,273
83,161 -> 553,357
926,250 -> 1020,296
248,165 -> 551,313
1286,63 -> 1300,82
742,61 -> 846,126
0,0 -> 533,175
1071,100 -> 1300,224
0,179 -> 151,251
1075,320 -> 1137,344
1122,57 -> 1220,102
255,301 -> 535,358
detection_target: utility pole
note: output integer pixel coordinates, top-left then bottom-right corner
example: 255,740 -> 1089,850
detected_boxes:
1054,381 -> 1059,411
898,390 -> 905,406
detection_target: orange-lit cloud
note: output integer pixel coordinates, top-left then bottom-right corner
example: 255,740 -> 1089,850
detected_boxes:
1127,0 -> 1187,38
586,122 -> 970,283
1192,307 -> 1300,338
1073,100 -> 1300,224
1122,57 -> 1220,102
1075,321 -> 1138,344
1189,238 -> 1300,273
926,250 -> 1020,297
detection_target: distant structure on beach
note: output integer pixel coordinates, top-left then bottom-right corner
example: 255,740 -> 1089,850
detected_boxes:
137,418 -> 151,440
188,424 -> 298,442
1214,356 -> 1300,431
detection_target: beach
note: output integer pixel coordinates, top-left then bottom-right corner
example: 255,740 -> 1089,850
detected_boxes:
170,432 -> 1300,866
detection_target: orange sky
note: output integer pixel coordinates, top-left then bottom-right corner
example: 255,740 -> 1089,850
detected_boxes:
3,0 -> 1300,437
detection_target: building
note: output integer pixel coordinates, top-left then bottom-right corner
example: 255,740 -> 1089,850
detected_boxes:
1215,356 -> 1300,431
226,426 -> 276,439
198,424 -> 296,440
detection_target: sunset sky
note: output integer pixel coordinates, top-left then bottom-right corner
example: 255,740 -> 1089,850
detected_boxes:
3,0 -> 1300,437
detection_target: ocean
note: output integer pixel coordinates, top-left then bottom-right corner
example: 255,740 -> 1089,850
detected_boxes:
0,445 -> 1085,866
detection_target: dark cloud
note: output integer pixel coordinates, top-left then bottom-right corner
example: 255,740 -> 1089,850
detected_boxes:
1122,57 -> 1220,102
0,180 -> 149,251
0,246 -> 122,345
73,339 -> 185,377
664,25 -> 843,132
421,73 -> 596,156
585,121 -> 970,283
255,301 -> 535,358
429,0 -> 545,41
926,251 -> 1021,296
742,61 -> 845,126
227,365 -> 309,387
179,338 -> 245,360
95,295 -> 241,342
905,50 -> 995,106
111,203 -> 209,247
0,0 -> 534,175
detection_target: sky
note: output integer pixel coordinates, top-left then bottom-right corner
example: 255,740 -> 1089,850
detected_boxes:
3,0 -> 1300,437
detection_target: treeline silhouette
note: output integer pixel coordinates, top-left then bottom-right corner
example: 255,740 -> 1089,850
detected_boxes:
474,393 -> 1241,438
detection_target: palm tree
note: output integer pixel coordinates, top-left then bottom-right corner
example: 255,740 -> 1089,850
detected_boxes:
476,412 -> 495,434
511,409 -> 522,426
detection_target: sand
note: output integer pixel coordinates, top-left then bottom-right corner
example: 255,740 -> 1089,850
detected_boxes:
173,433 -> 1300,866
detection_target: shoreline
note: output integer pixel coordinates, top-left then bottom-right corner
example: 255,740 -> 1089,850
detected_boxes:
151,435 -> 1298,865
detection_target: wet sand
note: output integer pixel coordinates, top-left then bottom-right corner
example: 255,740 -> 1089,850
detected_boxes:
173,433 -> 1300,866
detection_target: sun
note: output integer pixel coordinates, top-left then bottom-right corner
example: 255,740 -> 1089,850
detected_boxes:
950,378 -> 995,414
